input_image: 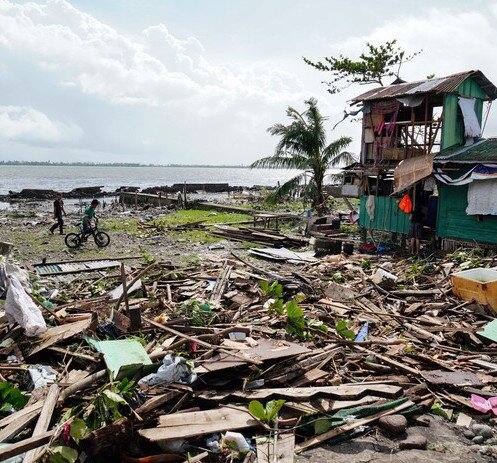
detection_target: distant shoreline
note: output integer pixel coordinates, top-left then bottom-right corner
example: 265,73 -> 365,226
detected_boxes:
0,162 -> 249,168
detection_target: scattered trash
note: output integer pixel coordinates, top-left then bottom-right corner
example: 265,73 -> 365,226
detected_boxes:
4,275 -> 46,337
86,338 -> 152,379
27,365 -> 57,389
138,354 -> 197,387
371,268 -> 398,288
471,394 -> 497,415
0,245 -> 495,462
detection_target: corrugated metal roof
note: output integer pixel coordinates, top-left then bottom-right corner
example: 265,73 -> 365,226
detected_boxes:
352,70 -> 497,102
434,138 -> 497,163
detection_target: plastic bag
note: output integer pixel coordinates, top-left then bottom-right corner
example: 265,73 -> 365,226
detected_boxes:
6,264 -> 31,291
5,275 -> 47,337
138,354 -> 196,387
398,194 -> 413,214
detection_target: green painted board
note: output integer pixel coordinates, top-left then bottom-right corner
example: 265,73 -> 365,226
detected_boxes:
359,195 -> 410,234
86,338 -> 152,379
436,183 -> 497,244
477,319 -> 497,343
441,77 -> 486,150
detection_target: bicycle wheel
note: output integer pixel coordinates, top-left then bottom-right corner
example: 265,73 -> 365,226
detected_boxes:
94,231 -> 110,248
65,233 -> 81,248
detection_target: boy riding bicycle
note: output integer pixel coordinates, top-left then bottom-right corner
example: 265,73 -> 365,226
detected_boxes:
82,199 -> 100,239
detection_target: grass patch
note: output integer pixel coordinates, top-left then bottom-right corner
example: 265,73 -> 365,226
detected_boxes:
154,209 -> 252,244
155,209 -> 251,227
170,229 -> 220,244
102,218 -> 140,235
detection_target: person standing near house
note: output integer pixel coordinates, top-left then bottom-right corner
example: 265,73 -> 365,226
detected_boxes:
49,193 -> 66,235
408,206 -> 424,256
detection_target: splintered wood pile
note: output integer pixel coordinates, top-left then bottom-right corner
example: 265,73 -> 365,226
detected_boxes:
211,226 -> 309,248
0,249 -> 497,461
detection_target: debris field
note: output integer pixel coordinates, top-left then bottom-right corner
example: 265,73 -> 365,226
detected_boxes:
0,245 -> 497,462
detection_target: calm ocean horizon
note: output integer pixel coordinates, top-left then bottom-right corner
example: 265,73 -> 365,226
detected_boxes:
0,165 -> 340,195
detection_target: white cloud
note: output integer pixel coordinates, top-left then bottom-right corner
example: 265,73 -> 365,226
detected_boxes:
0,0 -> 305,114
1,0 -> 497,164
0,105 -> 82,143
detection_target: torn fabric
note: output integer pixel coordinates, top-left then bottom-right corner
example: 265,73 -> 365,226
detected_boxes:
458,97 -> 481,139
434,164 -> 497,185
466,179 -> 497,215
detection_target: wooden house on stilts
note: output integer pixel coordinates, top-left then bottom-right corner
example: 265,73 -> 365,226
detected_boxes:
344,70 -> 497,248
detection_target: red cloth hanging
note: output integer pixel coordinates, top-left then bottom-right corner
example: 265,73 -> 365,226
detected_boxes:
398,194 -> 413,214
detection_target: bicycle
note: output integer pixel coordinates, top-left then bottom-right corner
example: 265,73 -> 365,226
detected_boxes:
65,218 -> 110,249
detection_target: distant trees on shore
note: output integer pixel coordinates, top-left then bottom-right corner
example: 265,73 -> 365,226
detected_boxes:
0,161 -> 248,168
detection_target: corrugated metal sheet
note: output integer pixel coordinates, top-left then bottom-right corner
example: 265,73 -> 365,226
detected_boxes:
435,138 -> 497,163
436,183 -> 497,244
359,195 -> 410,234
35,260 -> 120,276
352,70 -> 497,102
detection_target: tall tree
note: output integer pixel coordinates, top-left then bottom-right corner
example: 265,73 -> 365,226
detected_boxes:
251,98 -> 354,210
304,40 -> 420,94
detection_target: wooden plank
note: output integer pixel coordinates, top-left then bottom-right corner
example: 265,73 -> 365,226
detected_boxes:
199,384 -> 402,402
353,346 -> 420,375
135,391 -> 181,415
256,432 -> 295,463
291,369 -> 328,387
28,319 -> 93,356
0,431 -> 53,461
0,410 -> 39,443
139,407 -> 258,441
295,399 -> 415,453
23,384 -> 60,463
0,402 -> 43,429
210,263 -> 232,304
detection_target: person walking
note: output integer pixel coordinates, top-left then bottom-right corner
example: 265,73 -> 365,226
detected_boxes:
49,193 -> 66,235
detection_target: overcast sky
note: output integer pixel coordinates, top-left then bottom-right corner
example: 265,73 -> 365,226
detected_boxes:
1,0 -> 497,164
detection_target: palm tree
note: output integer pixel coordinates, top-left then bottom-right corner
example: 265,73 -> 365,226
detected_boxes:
251,98 -> 354,211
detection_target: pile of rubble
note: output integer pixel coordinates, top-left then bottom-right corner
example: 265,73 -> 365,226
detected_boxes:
0,247 -> 496,462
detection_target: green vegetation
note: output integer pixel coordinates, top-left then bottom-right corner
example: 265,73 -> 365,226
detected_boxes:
406,259 -> 434,277
251,99 -> 354,211
340,223 -> 358,234
182,299 -> 217,326
155,209 -> 250,227
335,319 -> 356,340
260,280 -> 328,341
154,209 -> 251,244
248,399 -> 286,425
0,381 -> 28,414
53,379 -> 137,462
304,40 -> 421,94
102,218 -> 139,235
361,259 -> 371,271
